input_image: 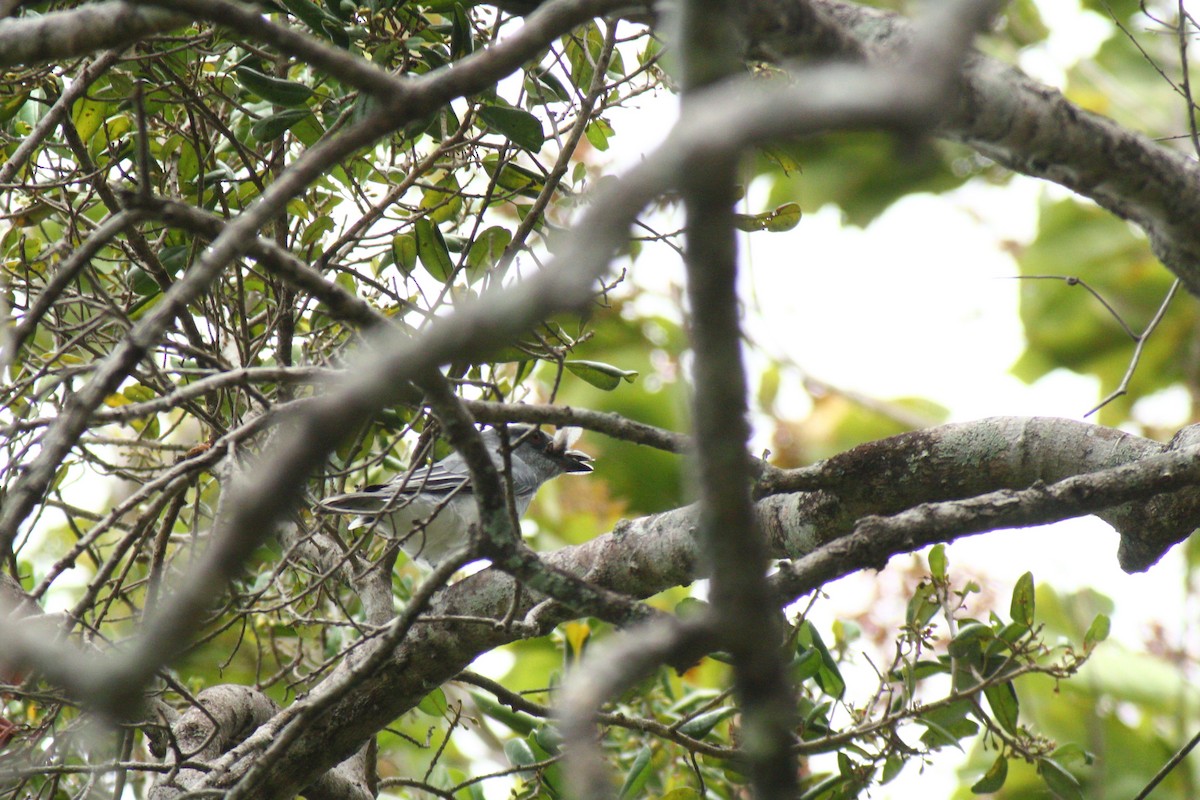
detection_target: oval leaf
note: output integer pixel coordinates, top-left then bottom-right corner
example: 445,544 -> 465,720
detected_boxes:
478,104 -> 545,151
414,217 -> 455,282
417,687 -> 447,717
971,754 -> 1008,794
732,202 -> 802,233
466,225 -> 512,282
983,681 -> 1020,735
1037,757 -> 1083,800
71,96 -> 110,143
677,707 -> 736,739
250,109 -> 311,142
127,266 -> 160,297
928,543 -> 947,580
1010,571 -> 1035,627
565,359 -> 638,391
391,232 -> 418,277
503,737 -> 537,767
1084,613 -> 1110,652
619,746 -> 652,800
235,67 -> 314,107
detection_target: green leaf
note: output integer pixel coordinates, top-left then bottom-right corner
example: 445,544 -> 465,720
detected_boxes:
478,104 -> 545,151
291,112 -> 325,147
971,754 -> 1008,794
250,109 -> 311,142
831,619 -> 860,648
1011,571 -> 1035,627
280,0 -> 350,46
469,691 -> 539,735
565,23 -> 603,89
483,155 -> 546,198
122,383 -> 156,403
127,266 -> 160,297
417,687 -> 448,717
131,414 -> 160,439
534,725 -> 563,756
732,202 -> 802,232
503,737 -> 537,767
657,790 -> 700,800
792,647 -> 822,683
300,215 -> 335,247
0,91 -> 29,124
450,3 -> 474,59
391,233 -> 418,277
947,622 -> 993,658
71,96 -> 111,143
414,217 -> 455,282
1084,613 -> 1110,652
677,707 -> 736,739
420,173 -> 463,224
674,597 -> 708,619
1051,743 -> 1094,768
983,681 -> 1019,735
526,67 -> 571,104
795,621 -> 846,699
8,202 -> 54,227
235,67 -> 314,107
584,117 -> 614,151
564,359 -> 638,391
906,581 -> 940,629
465,225 -> 512,282
1037,757 -> 1083,800
928,544 -> 947,580
918,699 -> 978,748
619,746 -> 652,800
880,755 -> 905,785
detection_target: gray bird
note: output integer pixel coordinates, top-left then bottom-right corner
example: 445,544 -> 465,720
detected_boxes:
318,424 -> 593,565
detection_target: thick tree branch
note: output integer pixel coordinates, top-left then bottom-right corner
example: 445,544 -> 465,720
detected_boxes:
673,0 -> 798,793
0,3 -> 183,67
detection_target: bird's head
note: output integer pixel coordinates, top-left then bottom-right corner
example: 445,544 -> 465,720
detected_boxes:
506,424 -> 594,474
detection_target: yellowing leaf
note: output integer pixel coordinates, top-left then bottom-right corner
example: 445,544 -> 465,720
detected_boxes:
563,620 -> 590,663
732,202 -> 802,232
419,173 -> 462,223
71,96 -> 110,143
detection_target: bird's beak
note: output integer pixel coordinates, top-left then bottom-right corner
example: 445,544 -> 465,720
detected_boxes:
552,427 -> 593,473
562,448 -> 594,473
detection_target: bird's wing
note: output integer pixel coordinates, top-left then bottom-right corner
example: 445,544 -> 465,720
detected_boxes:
319,461 -> 472,515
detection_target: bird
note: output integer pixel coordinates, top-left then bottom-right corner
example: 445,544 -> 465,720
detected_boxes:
317,424 -> 593,566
